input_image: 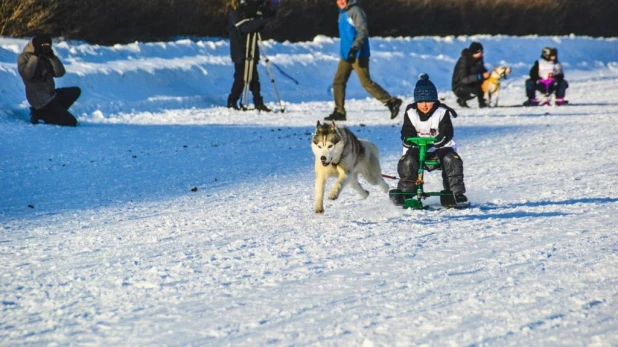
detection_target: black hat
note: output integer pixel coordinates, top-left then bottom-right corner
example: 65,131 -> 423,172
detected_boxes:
541,46 -> 552,60
469,41 -> 483,54
33,34 -> 52,48
413,73 -> 438,103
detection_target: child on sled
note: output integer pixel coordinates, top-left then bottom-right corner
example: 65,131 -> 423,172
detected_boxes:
523,47 -> 569,106
389,73 -> 467,206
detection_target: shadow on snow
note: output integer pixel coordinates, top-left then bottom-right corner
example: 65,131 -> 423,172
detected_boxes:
0,121 -> 528,222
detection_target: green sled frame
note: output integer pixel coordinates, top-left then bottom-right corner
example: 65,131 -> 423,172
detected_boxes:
396,137 -> 458,210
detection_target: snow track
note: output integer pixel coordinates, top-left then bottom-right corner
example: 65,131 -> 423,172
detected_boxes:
1,36 -> 618,345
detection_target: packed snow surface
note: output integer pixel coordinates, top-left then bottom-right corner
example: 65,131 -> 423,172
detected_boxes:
1,35 -> 618,345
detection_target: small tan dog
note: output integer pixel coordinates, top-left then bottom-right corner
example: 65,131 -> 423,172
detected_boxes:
481,66 -> 512,107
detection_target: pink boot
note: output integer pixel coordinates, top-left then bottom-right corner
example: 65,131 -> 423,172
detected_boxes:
555,98 -> 569,106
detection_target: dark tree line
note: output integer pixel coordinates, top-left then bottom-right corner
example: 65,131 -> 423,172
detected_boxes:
1,0 -> 616,45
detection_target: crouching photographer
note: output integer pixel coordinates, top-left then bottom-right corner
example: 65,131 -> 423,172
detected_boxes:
227,0 -> 278,112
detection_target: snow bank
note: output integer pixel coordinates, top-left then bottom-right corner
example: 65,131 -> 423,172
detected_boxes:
1,35 -> 617,122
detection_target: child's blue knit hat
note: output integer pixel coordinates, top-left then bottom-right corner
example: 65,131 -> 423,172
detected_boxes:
413,73 -> 438,103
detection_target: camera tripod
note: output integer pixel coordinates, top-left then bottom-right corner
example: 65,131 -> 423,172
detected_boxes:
241,32 -> 285,113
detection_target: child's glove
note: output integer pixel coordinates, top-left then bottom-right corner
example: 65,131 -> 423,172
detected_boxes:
403,138 -> 415,148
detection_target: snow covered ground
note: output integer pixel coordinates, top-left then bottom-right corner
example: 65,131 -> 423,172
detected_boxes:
1,35 -> 618,345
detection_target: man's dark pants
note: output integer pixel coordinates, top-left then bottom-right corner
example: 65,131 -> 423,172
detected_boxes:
229,61 -> 263,107
454,83 -> 484,106
36,87 -> 81,126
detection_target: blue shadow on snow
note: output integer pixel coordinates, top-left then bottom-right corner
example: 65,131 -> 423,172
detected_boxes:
0,120 -> 527,223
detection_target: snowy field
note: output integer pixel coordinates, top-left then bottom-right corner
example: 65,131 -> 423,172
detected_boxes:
1,35 -> 618,345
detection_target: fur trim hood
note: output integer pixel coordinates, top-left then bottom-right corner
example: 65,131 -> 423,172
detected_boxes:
22,38 -> 36,54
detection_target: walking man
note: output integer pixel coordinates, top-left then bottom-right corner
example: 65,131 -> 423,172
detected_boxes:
325,0 -> 402,121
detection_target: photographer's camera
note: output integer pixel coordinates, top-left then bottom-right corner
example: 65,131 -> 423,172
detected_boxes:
239,0 -> 277,18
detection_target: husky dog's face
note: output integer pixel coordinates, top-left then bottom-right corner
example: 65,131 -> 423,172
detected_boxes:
311,121 -> 343,167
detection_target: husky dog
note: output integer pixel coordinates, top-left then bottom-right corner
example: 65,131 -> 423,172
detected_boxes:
481,66 -> 512,107
311,121 -> 390,214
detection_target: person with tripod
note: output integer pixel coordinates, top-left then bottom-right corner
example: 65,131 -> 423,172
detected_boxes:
227,0 -> 275,112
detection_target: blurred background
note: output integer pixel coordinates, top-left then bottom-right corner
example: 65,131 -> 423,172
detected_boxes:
1,0 -> 617,45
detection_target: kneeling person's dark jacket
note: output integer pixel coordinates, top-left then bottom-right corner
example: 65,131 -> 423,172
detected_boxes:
17,37 -> 66,110
451,48 -> 487,94
17,36 -> 80,126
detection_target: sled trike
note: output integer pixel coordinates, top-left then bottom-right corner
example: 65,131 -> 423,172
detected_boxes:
390,137 -> 459,210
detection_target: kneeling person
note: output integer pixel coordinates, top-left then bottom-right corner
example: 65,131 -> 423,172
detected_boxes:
390,74 -> 467,206
451,41 -> 489,108
17,34 -> 81,126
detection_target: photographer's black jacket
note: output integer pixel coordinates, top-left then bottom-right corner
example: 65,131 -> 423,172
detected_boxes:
228,9 -> 266,64
451,48 -> 488,93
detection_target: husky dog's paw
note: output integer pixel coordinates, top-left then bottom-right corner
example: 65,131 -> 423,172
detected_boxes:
358,190 -> 370,199
314,203 -> 324,214
328,190 -> 340,200
379,182 -> 390,193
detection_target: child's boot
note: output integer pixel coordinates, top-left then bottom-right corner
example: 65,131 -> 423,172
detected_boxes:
555,98 -> 568,106
389,189 -> 405,206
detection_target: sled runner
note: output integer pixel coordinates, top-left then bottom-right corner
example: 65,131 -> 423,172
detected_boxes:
389,137 -> 469,210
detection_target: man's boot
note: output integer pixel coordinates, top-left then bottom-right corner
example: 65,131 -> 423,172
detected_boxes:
29,107 -> 40,124
254,103 -> 272,112
324,108 -> 347,121
456,98 -> 469,108
253,97 -> 272,112
227,96 -> 240,110
386,97 -> 402,119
